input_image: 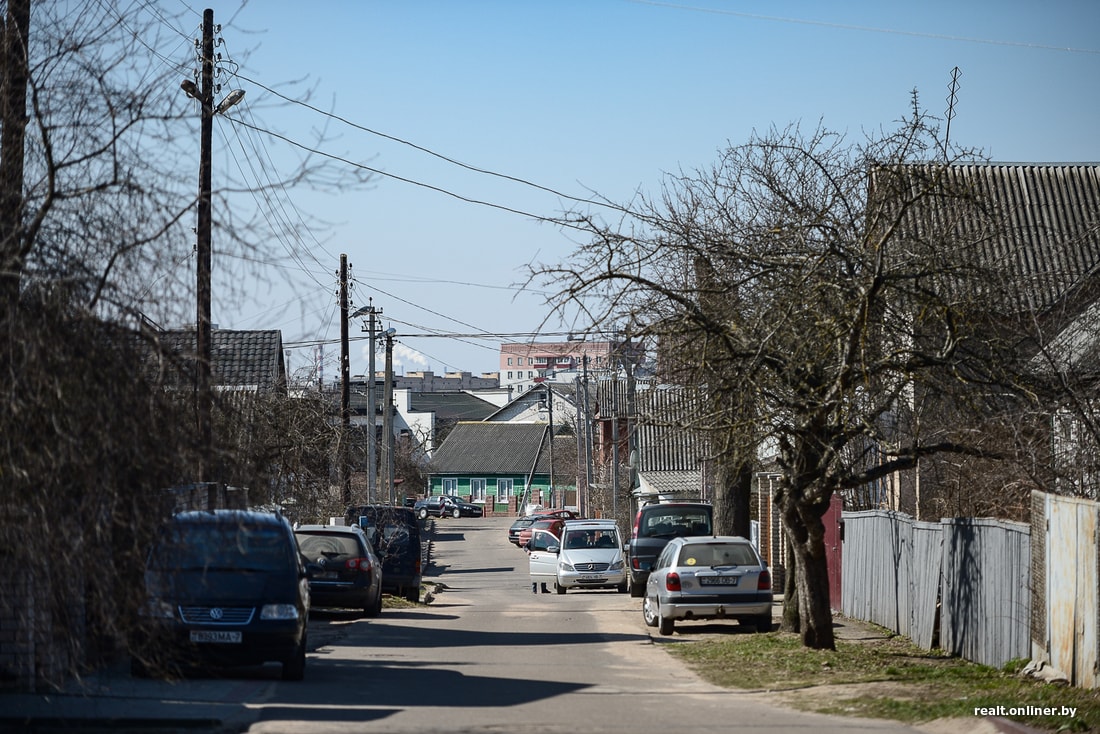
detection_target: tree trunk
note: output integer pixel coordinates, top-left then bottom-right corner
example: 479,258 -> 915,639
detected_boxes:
712,454 -> 753,538
779,492 -> 835,650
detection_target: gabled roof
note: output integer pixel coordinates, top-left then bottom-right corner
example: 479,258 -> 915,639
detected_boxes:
407,392 -> 498,422
429,422 -> 562,475
154,329 -> 286,391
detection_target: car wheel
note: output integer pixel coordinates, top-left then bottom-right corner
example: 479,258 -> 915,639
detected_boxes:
404,585 -> 419,603
642,596 -> 659,628
364,591 -> 382,618
452,508 -> 461,518
658,610 -> 675,636
628,574 -> 645,598
418,508 -> 428,520
282,635 -> 306,681
555,581 -> 566,594
752,614 -> 772,632
616,581 -> 628,593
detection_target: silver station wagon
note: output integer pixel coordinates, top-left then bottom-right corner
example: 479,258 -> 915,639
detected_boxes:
642,535 -> 773,636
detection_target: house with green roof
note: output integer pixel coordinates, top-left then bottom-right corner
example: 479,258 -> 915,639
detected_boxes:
427,422 -> 577,515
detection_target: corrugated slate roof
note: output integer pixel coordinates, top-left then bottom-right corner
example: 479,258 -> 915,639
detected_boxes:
884,163 -> 1100,316
408,392 -> 498,422
429,422 -> 553,474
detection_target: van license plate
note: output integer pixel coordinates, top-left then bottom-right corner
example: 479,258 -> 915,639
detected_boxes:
191,630 -> 242,643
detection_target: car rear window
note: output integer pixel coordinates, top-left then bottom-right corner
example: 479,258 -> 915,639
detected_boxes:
296,533 -> 360,559
678,543 -> 757,567
638,509 -> 712,538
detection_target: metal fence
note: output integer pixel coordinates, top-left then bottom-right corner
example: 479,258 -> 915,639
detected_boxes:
842,510 -> 1030,669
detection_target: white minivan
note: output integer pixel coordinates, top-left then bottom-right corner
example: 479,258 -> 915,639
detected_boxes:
530,519 -> 628,594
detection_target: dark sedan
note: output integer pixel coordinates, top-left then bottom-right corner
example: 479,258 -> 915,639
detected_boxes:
414,494 -> 483,519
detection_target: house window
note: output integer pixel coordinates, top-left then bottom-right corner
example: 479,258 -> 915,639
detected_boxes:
507,358 -> 513,366
496,478 -> 513,499
443,478 -> 458,494
507,371 -> 513,379
470,478 -> 486,502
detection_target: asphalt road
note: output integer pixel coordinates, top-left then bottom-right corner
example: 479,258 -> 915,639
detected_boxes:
2,515 -> 938,734
243,515 -> 928,734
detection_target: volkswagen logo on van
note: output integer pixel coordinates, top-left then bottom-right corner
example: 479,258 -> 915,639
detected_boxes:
209,607 -> 224,620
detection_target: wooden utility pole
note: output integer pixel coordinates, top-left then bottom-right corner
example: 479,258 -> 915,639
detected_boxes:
340,254 -> 351,506
195,8 -> 214,482
0,0 -> 30,314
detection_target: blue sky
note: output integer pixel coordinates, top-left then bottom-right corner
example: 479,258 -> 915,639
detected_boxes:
164,1 -> 1100,380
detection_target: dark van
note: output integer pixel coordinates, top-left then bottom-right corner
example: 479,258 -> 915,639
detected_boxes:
626,501 -> 714,597
345,504 -> 423,603
133,509 -> 311,680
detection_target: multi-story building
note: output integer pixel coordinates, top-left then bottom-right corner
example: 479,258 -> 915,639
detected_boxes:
499,339 -> 645,393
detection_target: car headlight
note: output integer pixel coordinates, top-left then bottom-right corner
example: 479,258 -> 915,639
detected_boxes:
559,562 -> 574,572
610,560 -> 625,571
260,604 -> 300,620
139,599 -> 176,619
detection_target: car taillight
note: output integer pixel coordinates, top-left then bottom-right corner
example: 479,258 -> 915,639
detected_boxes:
632,514 -> 640,539
758,569 -> 771,591
346,557 -> 371,571
665,572 -> 681,592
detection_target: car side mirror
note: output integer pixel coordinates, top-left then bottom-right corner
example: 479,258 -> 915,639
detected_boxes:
548,544 -> 560,554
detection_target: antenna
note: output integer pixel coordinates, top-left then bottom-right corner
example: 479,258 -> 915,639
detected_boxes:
944,66 -> 961,160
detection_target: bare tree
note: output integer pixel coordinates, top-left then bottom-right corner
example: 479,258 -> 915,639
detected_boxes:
0,3 -> 372,688
532,103 -> 1042,650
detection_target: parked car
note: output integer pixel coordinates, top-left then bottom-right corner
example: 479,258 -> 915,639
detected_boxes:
345,504 -> 423,603
133,509 -> 310,681
627,501 -> 714,597
413,494 -> 483,519
529,519 -> 627,594
517,517 -> 565,549
508,509 -> 579,546
441,494 -> 484,517
294,524 -> 383,617
642,535 -> 773,636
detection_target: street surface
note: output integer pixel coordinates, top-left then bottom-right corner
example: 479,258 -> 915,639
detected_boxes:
6,516 -> 953,733
241,515 -> 927,733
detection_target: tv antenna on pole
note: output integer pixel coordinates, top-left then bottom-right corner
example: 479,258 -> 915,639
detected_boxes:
944,66 -> 961,159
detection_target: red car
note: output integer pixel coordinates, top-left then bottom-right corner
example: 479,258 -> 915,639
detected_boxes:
517,518 -> 565,549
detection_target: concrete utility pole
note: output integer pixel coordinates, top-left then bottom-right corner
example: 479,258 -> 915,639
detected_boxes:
195,8 -> 215,483
339,254 -> 350,506
382,328 -> 396,504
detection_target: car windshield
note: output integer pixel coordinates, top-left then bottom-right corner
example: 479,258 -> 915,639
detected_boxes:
563,528 -> 619,549
638,509 -> 712,538
678,543 -> 757,567
151,523 -> 291,572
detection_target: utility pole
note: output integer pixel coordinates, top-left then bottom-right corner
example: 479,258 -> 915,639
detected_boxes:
382,329 -> 396,504
195,9 -> 215,483
0,0 -> 30,313
339,254 -> 350,506
546,383 -> 555,507
581,354 -> 594,517
366,304 -> 380,502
